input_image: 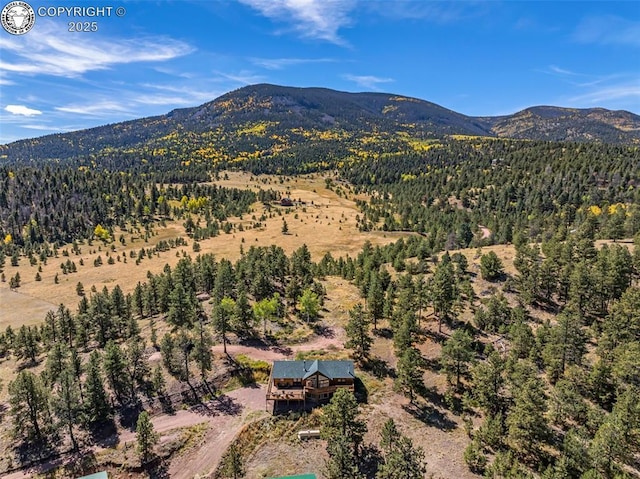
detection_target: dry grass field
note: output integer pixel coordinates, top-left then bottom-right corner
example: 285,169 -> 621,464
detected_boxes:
0,171 -> 407,328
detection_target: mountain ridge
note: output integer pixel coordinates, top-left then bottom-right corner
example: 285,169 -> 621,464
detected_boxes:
2,83 -> 639,164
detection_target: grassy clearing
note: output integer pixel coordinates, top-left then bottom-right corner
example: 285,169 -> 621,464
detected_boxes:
0,172 -> 407,330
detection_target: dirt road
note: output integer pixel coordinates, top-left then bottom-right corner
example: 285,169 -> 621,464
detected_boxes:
210,326 -> 346,362
167,384 -> 267,479
3,386 -> 267,479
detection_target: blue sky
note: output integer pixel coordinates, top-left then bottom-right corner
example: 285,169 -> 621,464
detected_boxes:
1,0 -> 639,143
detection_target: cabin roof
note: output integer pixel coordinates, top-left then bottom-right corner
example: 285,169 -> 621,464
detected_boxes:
76,472 -> 109,479
271,360 -> 354,380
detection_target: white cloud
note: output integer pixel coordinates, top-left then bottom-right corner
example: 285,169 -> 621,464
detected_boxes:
364,1 -> 488,23
343,74 -> 394,90
55,100 -> 132,117
239,0 -> 355,44
568,83 -> 640,106
250,57 -> 336,70
573,15 -> 640,48
539,65 -> 640,111
5,104 -> 42,116
22,124 -> 64,131
0,21 -> 193,78
138,83 -> 224,105
548,65 -> 578,76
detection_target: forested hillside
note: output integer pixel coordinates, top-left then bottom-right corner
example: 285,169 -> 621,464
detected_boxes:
1,84 -> 639,168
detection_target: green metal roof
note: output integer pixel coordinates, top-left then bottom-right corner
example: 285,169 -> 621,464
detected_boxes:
268,474 -> 317,479
76,472 -> 109,479
272,360 -> 354,380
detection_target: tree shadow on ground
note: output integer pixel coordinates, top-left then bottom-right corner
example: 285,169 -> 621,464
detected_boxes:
312,323 -> 335,338
423,329 -> 448,344
271,344 -> 293,356
118,404 -> 144,431
402,402 -> 457,432
372,327 -> 393,339
159,394 -> 175,414
89,418 -> 119,448
422,356 -> 441,373
57,450 -> 99,479
354,377 -> 369,404
13,439 -> 62,475
193,394 -> 243,417
363,357 -> 395,379
359,443 -> 382,478
416,383 -> 450,412
238,337 -> 271,350
145,458 -> 170,478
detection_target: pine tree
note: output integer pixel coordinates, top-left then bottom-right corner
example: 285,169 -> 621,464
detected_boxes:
136,411 -> 158,464
506,365 -> 549,459
383,282 -> 395,320
392,311 -> 417,353
441,329 -> 475,389
43,342 -> 67,387
344,304 -> 372,363
542,307 -> 587,382
103,340 -> 130,405
167,281 -> 197,329
321,388 -> 367,458
233,284 -> 255,337
480,251 -> 505,281
84,351 -> 111,424
51,367 -> 83,451
431,256 -> 456,333
125,338 -> 149,400
367,273 -> 384,330
151,365 -> 166,397
377,435 -> 426,479
395,347 -> 424,403
379,418 -> 399,455
192,313 -> 213,383
213,297 -> 235,354
325,435 -> 363,479
471,348 -> 505,416
8,370 -> 52,442
588,387 -> 640,476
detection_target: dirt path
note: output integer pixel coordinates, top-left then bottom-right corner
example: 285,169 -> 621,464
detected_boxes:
3,386 -> 267,479
211,326 -> 346,362
167,385 -> 268,479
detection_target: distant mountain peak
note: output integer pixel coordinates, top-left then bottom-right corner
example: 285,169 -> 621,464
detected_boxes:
1,84 -> 638,164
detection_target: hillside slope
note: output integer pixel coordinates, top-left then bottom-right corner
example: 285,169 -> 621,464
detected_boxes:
1,84 -> 638,165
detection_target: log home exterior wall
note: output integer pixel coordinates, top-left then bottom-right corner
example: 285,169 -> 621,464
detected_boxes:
266,359 -> 355,410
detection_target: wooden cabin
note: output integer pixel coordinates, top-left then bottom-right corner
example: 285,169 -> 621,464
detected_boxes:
266,359 -> 355,409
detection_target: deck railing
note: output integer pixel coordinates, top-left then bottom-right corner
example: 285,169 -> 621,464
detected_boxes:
266,382 -> 354,401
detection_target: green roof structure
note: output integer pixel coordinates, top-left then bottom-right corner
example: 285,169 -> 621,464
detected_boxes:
76,472 -> 109,479
271,360 -> 354,380
268,474 -> 317,479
